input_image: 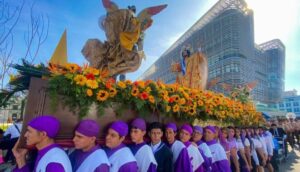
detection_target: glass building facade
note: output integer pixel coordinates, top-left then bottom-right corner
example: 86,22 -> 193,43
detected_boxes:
139,0 -> 285,104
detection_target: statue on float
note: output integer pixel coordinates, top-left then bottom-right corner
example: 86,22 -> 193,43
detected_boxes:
171,46 -> 208,90
82,0 -> 167,77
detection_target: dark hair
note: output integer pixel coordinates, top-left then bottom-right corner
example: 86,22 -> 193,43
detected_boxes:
148,122 -> 163,132
271,123 -> 277,127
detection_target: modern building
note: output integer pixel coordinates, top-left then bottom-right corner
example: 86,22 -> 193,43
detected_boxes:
276,90 -> 300,117
0,96 -> 24,123
139,0 -> 285,104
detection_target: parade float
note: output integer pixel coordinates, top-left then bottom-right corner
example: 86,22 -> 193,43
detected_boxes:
0,0 -> 264,147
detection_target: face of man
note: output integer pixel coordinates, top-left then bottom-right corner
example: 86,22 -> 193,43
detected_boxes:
24,126 -> 44,146
204,129 -> 214,141
259,128 -> 264,135
165,128 -> 176,144
192,130 -> 202,142
149,128 -> 163,145
130,128 -> 145,144
105,128 -> 125,149
221,129 -> 228,139
73,131 -> 96,151
179,129 -> 191,143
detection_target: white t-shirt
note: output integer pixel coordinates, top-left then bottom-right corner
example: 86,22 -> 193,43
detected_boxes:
4,122 -> 22,139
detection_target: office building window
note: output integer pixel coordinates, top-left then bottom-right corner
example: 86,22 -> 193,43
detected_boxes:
293,102 -> 299,106
294,108 -> 300,112
287,109 -> 292,112
279,103 -> 284,107
286,103 -> 291,107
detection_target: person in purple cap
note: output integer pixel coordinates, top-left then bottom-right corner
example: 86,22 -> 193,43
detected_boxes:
165,122 -> 192,172
69,119 -> 110,172
148,122 -> 173,172
104,120 -> 138,172
179,124 -> 204,172
193,125 -> 212,172
12,115 -> 72,172
129,118 -> 157,172
204,125 -> 231,172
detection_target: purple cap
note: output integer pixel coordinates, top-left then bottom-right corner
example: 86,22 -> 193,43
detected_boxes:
194,125 -> 203,134
166,123 -> 177,132
110,121 -> 128,136
76,119 -> 100,137
205,125 -> 216,134
181,124 -> 193,135
28,115 -> 60,138
131,118 -> 146,131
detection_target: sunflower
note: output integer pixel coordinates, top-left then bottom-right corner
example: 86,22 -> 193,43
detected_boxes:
197,100 -> 204,106
173,104 -> 180,113
125,80 -> 132,85
145,87 -> 152,93
109,88 -> 117,97
86,80 -> 99,89
179,98 -> 186,105
131,87 -> 139,97
163,95 -> 169,102
97,90 -> 109,101
188,108 -> 196,115
74,75 -> 87,86
117,81 -> 126,89
172,95 -> 180,102
148,96 -> 155,104
66,63 -> 81,73
86,89 -> 93,97
182,106 -> 189,112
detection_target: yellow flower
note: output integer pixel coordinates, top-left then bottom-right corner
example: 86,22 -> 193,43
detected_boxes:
125,80 -> 132,85
188,108 -> 196,115
66,63 -> 80,73
179,98 -> 186,105
86,80 -> 99,89
145,87 -> 152,93
163,95 -> 169,102
74,75 -> 87,86
182,106 -> 189,112
197,100 -> 204,106
166,105 -> 171,112
86,89 -> 93,97
183,92 -> 190,99
131,87 -> 139,97
148,96 -> 155,104
137,81 -> 145,88
88,67 -> 100,76
109,88 -> 117,97
172,95 -> 180,102
173,104 -> 180,113
97,90 -> 109,101
117,81 -> 126,89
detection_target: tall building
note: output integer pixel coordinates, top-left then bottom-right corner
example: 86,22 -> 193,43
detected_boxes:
276,90 -> 300,118
139,0 -> 285,104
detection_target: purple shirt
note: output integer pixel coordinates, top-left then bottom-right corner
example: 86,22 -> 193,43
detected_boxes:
167,140 -> 192,172
104,144 -> 138,172
206,140 -> 231,172
13,144 -> 66,172
129,142 -> 157,172
69,146 -> 109,172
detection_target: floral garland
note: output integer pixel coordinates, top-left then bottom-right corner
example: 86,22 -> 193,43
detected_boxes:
47,63 -> 264,125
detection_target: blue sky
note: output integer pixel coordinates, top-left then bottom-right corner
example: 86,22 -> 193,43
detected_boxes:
7,0 -> 300,92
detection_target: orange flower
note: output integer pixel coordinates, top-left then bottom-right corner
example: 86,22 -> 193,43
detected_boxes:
109,88 -> 117,97
86,80 -> 99,89
145,87 -> 152,93
131,87 -> 139,97
97,90 -> 109,101
85,73 -> 95,80
148,96 -> 155,104
179,98 -> 186,105
86,89 -> 93,97
182,106 -> 189,112
172,95 -> 180,102
197,100 -> 204,106
140,92 -> 149,100
188,108 -> 196,115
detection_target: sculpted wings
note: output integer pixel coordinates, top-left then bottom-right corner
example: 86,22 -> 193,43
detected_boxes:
102,0 -> 119,12
137,4 -> 167,31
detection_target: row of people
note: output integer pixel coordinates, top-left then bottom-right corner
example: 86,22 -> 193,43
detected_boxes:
12,116 -> 233,172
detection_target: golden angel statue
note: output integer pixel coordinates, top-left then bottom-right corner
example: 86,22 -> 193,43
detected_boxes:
82,0 -> 167,77
171,46 -> 208,90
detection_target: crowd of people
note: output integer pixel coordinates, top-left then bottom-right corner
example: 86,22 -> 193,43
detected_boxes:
1,116 -> 300,172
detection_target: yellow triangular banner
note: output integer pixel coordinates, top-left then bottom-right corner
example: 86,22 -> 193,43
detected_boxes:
50,30 -> 68,65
